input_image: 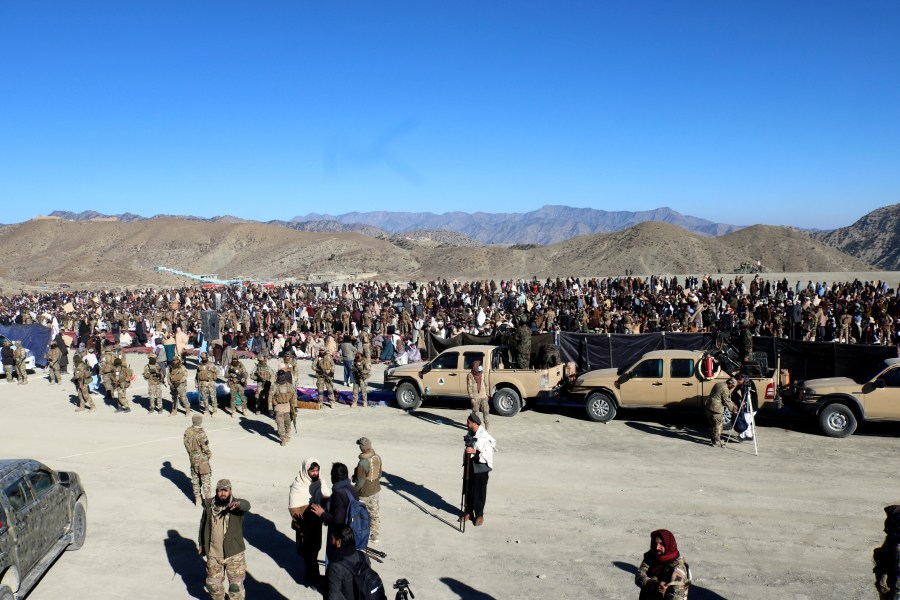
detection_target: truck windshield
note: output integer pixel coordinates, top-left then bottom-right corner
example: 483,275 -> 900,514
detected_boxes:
860,361 -> 893,383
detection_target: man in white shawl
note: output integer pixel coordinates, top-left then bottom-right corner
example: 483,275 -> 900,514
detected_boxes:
289,458 -> 331,587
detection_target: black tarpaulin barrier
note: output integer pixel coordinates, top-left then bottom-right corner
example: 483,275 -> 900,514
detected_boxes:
750,337 -> 899,382
0,323 -> 53,367
424,331 -> 555,363
558,332 -> 712,372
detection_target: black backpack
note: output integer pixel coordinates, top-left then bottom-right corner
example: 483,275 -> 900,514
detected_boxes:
336,551 -> 386,600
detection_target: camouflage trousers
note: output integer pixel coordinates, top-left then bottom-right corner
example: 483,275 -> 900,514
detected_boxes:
77,384 -> 95,410
101,373 -> 113,395
275,410 -> 291,444
15,362 -> 27,384
471,396 -> 491,431
114,388 -> 129,409
170,382 -> 189,415
361,493 -> 380,541
148,383 -> 163,411
198,381 -> 217,414
352,382 -> 368,407
191,464 -> 211,499
706,411 -> 724,446
3,365 -> 12,382
48,365 -> 61,384
205,551 -> 245,600
229,385 -> 245,414
316,375 -> 334,403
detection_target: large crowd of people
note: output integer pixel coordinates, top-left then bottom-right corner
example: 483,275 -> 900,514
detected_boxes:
1,275 -> 899,360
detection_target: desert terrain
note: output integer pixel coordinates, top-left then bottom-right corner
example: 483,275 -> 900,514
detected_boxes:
2,354 -> 896,600
0,217 -> 875,291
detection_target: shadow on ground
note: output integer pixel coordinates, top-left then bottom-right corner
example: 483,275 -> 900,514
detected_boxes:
243,512 -> 304,585
410,410 -> 468,430
383,471 -> 461,531
160,460 -> 195,502
439,577 -> 497,599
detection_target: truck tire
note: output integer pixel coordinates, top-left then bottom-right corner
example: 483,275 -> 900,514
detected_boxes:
819,403 -> 857,438
68,499 -> 87,551
395,382 -> 422,410
491,387 -> 521,417
585,392 -> 617,423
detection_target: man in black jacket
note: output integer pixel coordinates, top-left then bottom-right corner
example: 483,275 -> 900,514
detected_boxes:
310,463 -> 358,560
198,479 -> 251,600
324,526 -> 370,600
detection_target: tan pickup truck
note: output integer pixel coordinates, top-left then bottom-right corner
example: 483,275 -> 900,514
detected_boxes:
383,344 -> 567,417
798,357 -> 900,437
569,349 -> 777,422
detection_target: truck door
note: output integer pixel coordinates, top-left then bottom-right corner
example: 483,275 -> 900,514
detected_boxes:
424,351 -> 461,396
26,466 -> 68,551
3,475 -> 40,574
863,366 -> 900,419
668,358 -> 703,408
621,358 -> 665,406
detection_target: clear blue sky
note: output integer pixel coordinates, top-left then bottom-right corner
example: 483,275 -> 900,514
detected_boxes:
1,1 -> 898,229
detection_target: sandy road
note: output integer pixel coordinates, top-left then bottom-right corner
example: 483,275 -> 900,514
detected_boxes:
1,353 -> 896,599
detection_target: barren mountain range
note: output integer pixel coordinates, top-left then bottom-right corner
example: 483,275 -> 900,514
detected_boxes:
0,213 -> 878,291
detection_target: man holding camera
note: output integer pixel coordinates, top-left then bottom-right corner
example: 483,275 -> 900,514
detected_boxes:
705,375 -> 742,448
461,413 -> 497,527
198,479 -> 251,600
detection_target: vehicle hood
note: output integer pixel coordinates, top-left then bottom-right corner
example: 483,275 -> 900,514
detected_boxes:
385,363 -> 425,378
575,368 -> 620,385
803,377 -> 859,392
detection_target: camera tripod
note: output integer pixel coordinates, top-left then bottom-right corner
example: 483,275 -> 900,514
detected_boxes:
394,578 -> 415,600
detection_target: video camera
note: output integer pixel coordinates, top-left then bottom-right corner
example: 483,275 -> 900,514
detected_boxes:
463,432 -> 476,448
393,578 -> 415,600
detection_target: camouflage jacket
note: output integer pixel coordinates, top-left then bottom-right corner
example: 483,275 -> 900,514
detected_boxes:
226,363 -> 247,386
196,362 -> 218,383
169,364 -> 187,385
252,363 -> 273,384
143,363 -> 162,385
183,426 -> 212,467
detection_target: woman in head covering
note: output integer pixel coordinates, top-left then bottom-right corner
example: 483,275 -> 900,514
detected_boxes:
635,529 -> 688,599
289,458 -> 332,587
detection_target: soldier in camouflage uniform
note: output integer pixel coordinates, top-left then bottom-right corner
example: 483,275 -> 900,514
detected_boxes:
839,312 -> 852,344
359,327 -> 372,362
704,376 -> 740,447
184,414 -> 213,506
196,352 -> 219,416
353,437 -> 382,543
250,356 -> 273,415
72,354 -> 95,412
13,341 -> 28,385
168,355 -> 190,417
313,348 -> 335,408
143,355 -> 164,413
269,366 -> 295,446
351,352 -> 370,407
45,341 -> 62,384
514,320 -> 532,369
99,342 -> 116,397
226,357 -> 248,417
282,351 -> 299,388
111,358 -> 132,413
198,479 -> 250,600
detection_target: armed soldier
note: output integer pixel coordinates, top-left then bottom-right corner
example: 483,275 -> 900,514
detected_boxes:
313,348 -> 335,408
704,376 -> 741,448
351,352 -> 370,408
45,341 -> 63,384
13,341 -> 28,385
514,319 -> 532,369
184,415 -> 213,506
111,358 -> 132,413
226,357 -> 248,417
251,356 -> 274,415
359,326 -> 372,363
72,354 -> 95,412
99,341 -> 116,397
168,355 -> 190,417
195,352 -> 218,416
269,365 -> 296,446
143,354 -> 164,413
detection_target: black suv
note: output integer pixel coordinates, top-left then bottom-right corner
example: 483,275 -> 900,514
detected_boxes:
0,460 -> 87,599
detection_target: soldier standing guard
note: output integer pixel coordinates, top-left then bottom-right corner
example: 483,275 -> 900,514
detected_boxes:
99,341 -> 115,397
45,341 -> 62,384
353,437 -> 382,543
251,356 -> 273,415
196,352 -> 218,416
111,358 -> 132,413
351,352 -> 370,408
144,355 -> 164,413
269,365 -> 295,446
313,348 -> 335,408
168,356 -> 190,417
72,354 -> 95,412
13,341 -> 28,384
184,415 -> 213,506
226,357 -> 248,417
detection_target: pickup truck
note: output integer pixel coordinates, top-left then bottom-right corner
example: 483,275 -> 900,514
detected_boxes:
798,357 -> 900,438
568,349 -> 777,422
383,344 -> 567,417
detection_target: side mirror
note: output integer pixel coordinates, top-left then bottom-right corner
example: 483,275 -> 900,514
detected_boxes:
58,471 -> 71,486
421,364 -> 431,375
874,379 -> 886,389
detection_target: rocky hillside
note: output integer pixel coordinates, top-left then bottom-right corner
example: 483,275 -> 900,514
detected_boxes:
295,204 -> 742,244
812,204 -> 900,270
0,217 -> 874,291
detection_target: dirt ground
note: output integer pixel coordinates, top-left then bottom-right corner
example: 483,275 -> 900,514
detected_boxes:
3,354 -> 896,600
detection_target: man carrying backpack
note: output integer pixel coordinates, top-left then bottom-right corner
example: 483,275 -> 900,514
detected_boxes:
310,463 -> 360,560
324,525 -> 385,600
